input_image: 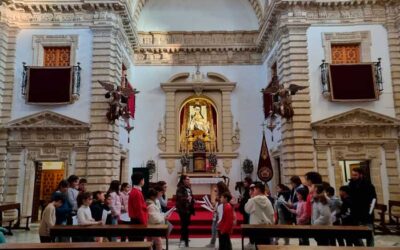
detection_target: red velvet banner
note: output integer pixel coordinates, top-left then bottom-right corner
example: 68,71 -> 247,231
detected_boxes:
257,132 -> 273,182
127,82 -> 136,119
27,67 -> 72,104
329,64 -> 377,101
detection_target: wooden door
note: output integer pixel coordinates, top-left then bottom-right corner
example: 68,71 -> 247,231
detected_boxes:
331,44 -> 360,64
40,170 -> 65,204
31,162 -> 43,222
43,46 -> 71,66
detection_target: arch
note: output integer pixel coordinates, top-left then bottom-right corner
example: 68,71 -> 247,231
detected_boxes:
133,0 -> 263,28
179,96 -> 219,153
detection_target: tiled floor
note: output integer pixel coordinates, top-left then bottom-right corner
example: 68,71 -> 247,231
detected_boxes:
4,224 -> 400,249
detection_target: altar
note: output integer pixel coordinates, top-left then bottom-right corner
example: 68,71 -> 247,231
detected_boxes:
179,172 -> 223,203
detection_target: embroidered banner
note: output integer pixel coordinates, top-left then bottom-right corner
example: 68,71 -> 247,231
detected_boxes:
257,132 -> 273,182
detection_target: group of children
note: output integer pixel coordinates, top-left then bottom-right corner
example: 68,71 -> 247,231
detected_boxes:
38,174 -> 170,249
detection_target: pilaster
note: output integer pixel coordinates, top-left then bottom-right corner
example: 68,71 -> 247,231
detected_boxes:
277,24 -> 314,178
386,11 -> 400,119
0,21 -> 18,202
87,25 -> 124,191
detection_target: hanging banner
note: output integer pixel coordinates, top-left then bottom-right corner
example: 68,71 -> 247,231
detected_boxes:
257,132 -> 273,182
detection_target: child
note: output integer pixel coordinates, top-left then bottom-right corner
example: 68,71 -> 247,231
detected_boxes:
218,192 -> 234,250
288,187 -> 309,246
120,183 -> 131,214
288,187 -> 309,225
76,192 -> 101,242
312,185 -> 332,246
107,180 -> 122,225
39,193 -> 64,242
146,188 -> 165,250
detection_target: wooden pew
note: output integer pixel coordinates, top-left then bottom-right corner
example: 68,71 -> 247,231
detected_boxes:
50,224 -> 168,250
388,200 -> 400,229
241,224 -> 373,250
0,203 -> 31,235
0,242 -> 152,250
258,246 -> 395,250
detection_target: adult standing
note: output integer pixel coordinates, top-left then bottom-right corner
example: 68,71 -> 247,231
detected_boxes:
239,177 -> 252,225
176,175 -> 195,247
348,167 -> 377,246
128,172 -> 148,241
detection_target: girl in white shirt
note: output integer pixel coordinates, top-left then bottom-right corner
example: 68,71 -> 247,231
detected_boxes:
146,188 -> 166,250
76,192 -> 101,242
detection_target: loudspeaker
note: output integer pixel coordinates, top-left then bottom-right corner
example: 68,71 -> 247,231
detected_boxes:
131,168 -> 150,198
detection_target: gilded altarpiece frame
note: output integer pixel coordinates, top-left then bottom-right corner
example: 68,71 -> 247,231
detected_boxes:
159,72 -> 239,174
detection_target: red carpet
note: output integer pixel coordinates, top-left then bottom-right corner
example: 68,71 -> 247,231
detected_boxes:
167,195 -> 243,239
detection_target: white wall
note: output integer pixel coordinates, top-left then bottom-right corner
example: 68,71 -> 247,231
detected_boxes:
307,25 -> 396,122
129,65 -> 266,195
137,0 -> 259,31
12,29 -> 93,122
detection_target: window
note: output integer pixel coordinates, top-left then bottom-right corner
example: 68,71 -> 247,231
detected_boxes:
320,34 -> 381,101
43,46 -> 71,67
331,44 -> 360,64
23,38 -> 81,104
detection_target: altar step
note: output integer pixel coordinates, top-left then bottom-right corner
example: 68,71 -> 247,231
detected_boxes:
168,196 -> 243,238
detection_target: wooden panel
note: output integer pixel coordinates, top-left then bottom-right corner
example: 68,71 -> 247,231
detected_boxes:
44,47 -> 71,67
331,44 -> 360,64
40,170 -> 64,203
258,246 -> 395,250
0,242 -> 152,250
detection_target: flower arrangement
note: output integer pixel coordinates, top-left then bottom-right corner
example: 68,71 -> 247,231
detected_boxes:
146,160 -> 156,179
208,153 -> 217,173
242,158 -> 254,175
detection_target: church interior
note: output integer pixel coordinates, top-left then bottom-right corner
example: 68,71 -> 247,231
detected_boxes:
0,0 -> 400,249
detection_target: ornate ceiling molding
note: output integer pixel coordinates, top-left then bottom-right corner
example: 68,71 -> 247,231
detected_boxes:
134,31 -> 262,65
258,0 -> 399,50
1,0 -> 138,47
132,0 -> 264,27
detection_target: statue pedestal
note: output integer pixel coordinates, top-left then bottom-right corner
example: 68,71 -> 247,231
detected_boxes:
178,172 -> 222,202
193,152 -> 206,172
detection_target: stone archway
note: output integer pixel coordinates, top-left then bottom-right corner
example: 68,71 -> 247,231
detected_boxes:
158,71 -> 240,174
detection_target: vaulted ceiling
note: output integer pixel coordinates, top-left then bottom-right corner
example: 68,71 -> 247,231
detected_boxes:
132,0 -> 264,28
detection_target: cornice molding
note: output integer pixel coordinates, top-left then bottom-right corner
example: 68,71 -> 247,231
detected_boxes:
134,31 -> 262,65
1,0 -> 138,47
258,0 -> 400,57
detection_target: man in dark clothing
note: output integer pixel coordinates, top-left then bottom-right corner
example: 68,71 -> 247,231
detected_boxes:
176,175 -> 195,247
239,177 -> 252,224
348,167 -> 377,246
339,186 -> 362,246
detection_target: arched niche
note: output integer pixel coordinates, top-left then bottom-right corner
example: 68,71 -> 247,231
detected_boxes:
179,96 -> 218,153
159,71 -> 240,174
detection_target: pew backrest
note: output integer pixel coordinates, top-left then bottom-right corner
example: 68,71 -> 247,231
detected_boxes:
0,242 -> 152,250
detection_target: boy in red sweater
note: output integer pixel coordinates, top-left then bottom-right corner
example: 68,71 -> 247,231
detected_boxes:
128,172 -> 148,241
218,192 -> 234,250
